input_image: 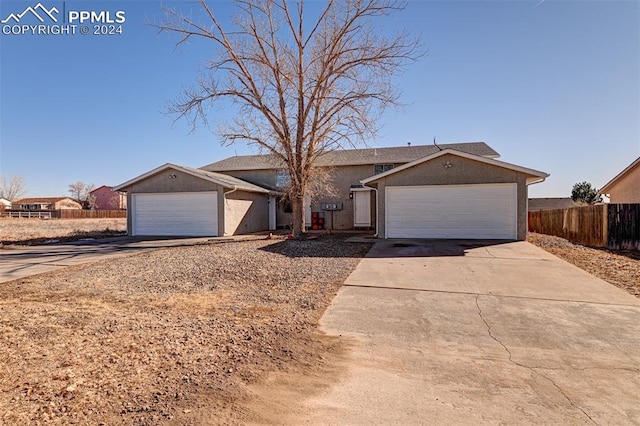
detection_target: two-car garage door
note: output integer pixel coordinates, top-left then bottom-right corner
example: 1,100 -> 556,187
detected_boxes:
386,184 -> 517,239
132,192 -> 218,236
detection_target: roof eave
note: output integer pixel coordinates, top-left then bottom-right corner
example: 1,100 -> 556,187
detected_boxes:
527,176 -> 548,185
599,157 -> 640,194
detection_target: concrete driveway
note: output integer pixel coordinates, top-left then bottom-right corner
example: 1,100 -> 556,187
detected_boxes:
270,240 -> 640,425
0,237 -> 217,283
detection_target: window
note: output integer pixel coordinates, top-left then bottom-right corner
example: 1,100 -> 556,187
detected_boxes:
374,164 -> 394,175
276,170 -> 291,187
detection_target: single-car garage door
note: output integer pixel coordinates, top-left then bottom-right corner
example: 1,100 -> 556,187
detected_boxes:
386,184 -> 517,239
132,192 -> 218,236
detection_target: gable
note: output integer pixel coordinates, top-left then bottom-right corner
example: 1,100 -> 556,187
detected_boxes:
361,149 -> 548,185
600,157 -> 640,194
114,164 -> 273,194
119,168 -> 220,193
90,185 -> 115,195
366,153 -> 528,187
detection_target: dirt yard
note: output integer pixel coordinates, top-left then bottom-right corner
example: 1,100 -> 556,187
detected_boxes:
528,233 -> 640,298
0,218 -> 126,245
0,235 -> 372,425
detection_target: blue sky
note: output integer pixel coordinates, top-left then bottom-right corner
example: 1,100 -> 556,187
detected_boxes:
0,0 -> 638,198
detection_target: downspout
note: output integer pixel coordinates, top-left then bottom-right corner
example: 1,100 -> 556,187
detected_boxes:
224,186 -> 238,196
223,186 -> 238,236
361,183 -> 379,238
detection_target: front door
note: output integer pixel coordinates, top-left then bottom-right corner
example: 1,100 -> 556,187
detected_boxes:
353,190 -> 371,227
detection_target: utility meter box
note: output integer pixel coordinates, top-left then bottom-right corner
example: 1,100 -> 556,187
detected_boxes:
321,202 -> 343,211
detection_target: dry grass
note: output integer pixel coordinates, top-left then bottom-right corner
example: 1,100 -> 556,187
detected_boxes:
0,218 -> 126,244
0,235 -> 373,425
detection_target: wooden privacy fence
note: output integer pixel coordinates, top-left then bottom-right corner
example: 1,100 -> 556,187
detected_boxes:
59,210 -> 126,219
528,204 -> 606,247
528,204 -> 640,250
607,204 -> 640,250
2,210 -> 126,219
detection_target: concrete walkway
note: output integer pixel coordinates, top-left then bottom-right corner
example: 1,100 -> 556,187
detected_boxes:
269,240 -> 640,425
0,236 -> 242,283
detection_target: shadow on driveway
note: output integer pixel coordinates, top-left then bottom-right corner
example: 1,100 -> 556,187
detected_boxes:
365,239 -> 515,258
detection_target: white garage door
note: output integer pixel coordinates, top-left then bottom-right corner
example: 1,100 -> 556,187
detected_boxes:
132,192 -> 218,236
386,184 -> 517,239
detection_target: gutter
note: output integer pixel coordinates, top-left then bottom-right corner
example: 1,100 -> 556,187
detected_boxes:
527,175 -> 549,185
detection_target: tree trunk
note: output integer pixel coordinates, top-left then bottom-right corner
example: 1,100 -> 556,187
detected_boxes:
291,193 -> 306,237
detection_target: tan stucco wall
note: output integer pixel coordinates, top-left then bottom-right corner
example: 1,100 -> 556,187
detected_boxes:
309,164 -> 376,230
605,163 -> 640,203
222,165 -> 380,230
224,190 -> 269,235
371,154 -> 530,240
214,169 -> 294,228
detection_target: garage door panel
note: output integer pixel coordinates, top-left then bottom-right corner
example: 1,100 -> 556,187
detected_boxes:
133,192 -> 218,236
386,184 -> 517,239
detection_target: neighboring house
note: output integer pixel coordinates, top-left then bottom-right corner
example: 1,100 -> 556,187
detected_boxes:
13,197 -> 82,210
599,157 -> 640,203
90,185 -> 127,210
0,197 -> 11,210
115,142 -> 548,239
528,197 -> 578,212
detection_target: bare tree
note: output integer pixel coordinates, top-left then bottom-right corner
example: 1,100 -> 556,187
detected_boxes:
86,194 -> 98,210
0,175 -> 27,201
158,0 -> 421,236
109,192 -> 125,210
68,181 -> 96,209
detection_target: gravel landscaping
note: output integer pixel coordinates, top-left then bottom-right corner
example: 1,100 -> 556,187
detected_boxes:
0,235 -> 372,425
528,233 -> 640,298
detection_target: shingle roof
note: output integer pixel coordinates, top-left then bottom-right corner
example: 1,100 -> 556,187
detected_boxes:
177,165 -> 274,193
90,185 -> 113,193
528,198 -> 579,211
201,142 -> 499,171
14,197 -> 78,204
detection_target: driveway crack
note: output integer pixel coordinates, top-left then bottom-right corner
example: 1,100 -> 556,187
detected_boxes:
474,294 -> 599,425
